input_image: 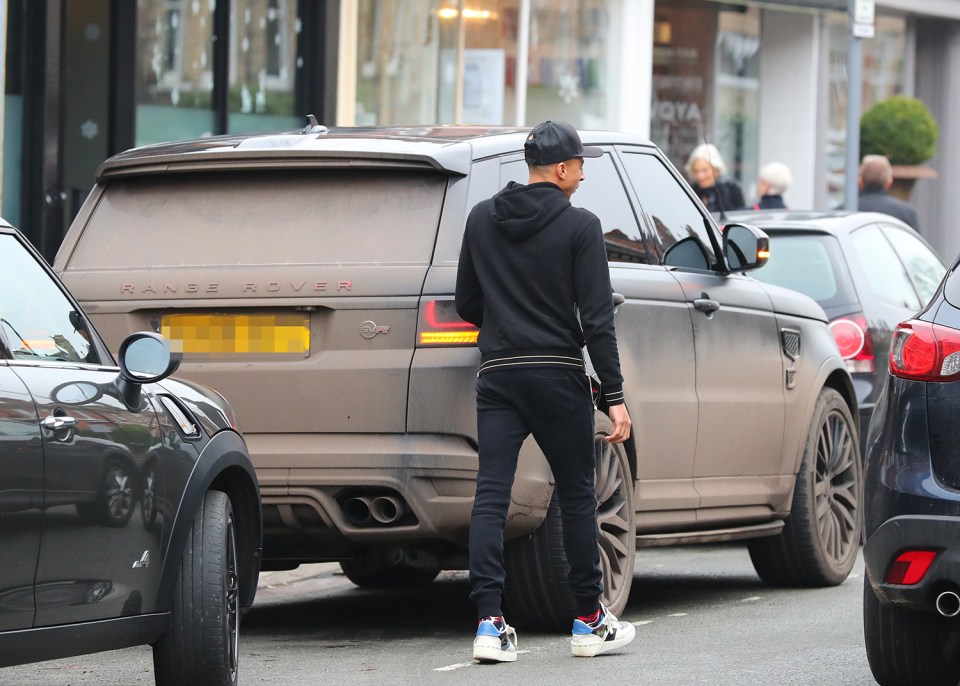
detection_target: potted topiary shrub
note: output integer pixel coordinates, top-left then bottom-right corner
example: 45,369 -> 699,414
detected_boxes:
860,95 -> 939,201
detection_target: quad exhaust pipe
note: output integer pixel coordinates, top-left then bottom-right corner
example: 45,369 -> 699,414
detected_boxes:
342,495 -> 407,526
370,496 -> 406,524
342,496 -> 373,525
936,591 -> 960,618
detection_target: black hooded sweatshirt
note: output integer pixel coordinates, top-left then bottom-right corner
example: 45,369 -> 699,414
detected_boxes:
455,181 -> 624,407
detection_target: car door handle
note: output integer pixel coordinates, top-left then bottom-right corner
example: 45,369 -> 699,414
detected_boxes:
693,298 -> 720,314
612,292 -> 625,306
41,415 -> 78,430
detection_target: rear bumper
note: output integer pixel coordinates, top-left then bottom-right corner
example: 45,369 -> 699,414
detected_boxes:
864,515 -> 960,612
246,433 -> 553,558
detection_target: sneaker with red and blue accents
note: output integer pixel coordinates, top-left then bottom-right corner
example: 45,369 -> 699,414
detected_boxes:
473,616 -> 518,663
570,605 -> 636,657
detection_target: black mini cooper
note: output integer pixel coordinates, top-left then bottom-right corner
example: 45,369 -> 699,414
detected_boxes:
0,221 -> 261,686
863,250 -> 960,686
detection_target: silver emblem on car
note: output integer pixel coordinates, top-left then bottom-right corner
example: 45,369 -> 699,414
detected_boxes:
360,320 -> 390,339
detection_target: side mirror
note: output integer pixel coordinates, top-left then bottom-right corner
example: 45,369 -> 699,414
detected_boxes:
115,332 -> 182,409
723,223 -> 770,273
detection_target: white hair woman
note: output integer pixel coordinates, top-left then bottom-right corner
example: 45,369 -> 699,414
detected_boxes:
754,162 -> 793,210
684,144 -> 745,213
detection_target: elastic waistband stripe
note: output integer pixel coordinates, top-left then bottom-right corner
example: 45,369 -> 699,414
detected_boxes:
480,354 -> 583,366
478,356 -> 586,376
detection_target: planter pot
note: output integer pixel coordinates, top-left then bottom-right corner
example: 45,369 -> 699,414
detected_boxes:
890,164 -> 938,201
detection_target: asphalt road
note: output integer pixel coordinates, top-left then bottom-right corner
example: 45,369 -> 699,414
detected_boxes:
0,544 -> 878,685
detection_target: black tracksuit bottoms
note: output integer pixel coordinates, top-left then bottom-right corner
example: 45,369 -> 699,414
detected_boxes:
469,366 -> 603,620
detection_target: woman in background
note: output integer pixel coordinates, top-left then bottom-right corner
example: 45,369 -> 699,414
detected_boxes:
753,162 -> 792,210
684,143 -> 745,213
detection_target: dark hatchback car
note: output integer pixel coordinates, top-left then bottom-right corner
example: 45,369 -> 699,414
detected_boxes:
862,251 -> 960,686
0,221 -> 262,685
728,210 -> 946,451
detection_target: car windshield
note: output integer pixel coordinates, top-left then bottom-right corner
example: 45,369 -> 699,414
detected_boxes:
68,169 -> 447,268
751,232 -> 860,318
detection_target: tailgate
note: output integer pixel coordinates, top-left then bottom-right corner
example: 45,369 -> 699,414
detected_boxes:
59,168 -> 447,434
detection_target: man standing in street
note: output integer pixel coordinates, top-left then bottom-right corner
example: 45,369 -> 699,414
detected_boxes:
858,154 -> 920,231
455,120 -> 635,663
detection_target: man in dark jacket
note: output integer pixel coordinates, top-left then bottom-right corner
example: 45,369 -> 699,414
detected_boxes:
858,154 -> 920,231
456,121 -> 634,663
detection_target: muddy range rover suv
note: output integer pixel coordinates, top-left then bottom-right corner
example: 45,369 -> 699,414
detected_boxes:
55,125 -> 861,629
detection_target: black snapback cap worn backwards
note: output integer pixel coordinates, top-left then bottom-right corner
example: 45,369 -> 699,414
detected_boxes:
524,120 -> 602,166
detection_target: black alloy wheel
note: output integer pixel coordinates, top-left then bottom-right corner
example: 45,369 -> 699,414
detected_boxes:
748,387 -> 862,587
595,429 -> 636,612
814,408 -> 859,566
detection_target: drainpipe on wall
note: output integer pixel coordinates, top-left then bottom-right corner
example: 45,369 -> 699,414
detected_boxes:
844,0 -> 874,210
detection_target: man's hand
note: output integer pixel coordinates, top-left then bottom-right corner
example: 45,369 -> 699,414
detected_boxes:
606,404 -> 632,444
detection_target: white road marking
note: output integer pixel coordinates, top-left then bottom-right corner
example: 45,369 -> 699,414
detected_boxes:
667,613 -> 688,617
434,662 -> 473,672
632,620 -> 653,626
742,596 -> 761,602
434,650 -> 532,672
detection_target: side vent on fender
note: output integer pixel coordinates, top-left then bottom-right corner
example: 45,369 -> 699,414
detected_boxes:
781,329 -> 801,360
781,328 -> 801,390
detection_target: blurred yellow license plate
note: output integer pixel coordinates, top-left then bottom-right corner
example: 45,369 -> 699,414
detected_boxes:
161,313 -> 310,355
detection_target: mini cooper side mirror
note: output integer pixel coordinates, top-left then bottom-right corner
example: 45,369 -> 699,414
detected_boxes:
115,332 -> 182,409
723,223 -> 770,273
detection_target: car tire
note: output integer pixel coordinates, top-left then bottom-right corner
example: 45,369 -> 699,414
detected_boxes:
76,458 -> 136,527
153,490 -> 240,686
864,579 -> 960,686
339,556 -> 440,588
748,387 -> 861,586
502,412 -> 635,630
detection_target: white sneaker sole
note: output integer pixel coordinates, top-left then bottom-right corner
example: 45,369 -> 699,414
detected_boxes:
473,636 -> 518,663
571,621 -> 636,657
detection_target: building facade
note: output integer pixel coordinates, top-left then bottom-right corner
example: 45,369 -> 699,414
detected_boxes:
3,0 -> 960,263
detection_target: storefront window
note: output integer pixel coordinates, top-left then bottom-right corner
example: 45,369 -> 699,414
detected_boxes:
715,6 -> 760,191
651,1 -> 759,190
651,0 -> 716,173
135,0 -> 216,146
826,12 -> 908,208
355,1 -> 449,125
354,0 -> 621,128
524,0 -> 622,129
228,0 -> 301,132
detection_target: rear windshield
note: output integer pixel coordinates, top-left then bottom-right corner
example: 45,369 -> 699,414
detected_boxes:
751,232 -> 860,318
70,169 -> 446,268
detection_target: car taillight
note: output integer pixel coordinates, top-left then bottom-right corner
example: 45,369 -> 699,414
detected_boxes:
886,550 -> 938,585
417,299 -> 479,347
829,313 -> 875,374
890,319 -> 960,382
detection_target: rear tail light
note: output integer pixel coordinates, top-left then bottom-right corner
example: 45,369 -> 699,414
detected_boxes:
886,550 -> 938,585
417,299 -> 479,347
829,313 -> 875,374
890,319 -> 960,382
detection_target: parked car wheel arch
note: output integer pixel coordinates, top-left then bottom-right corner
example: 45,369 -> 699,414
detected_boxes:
156,431 -> 262,616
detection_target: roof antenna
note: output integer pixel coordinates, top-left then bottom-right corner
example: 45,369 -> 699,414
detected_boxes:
302,114 -> 327,135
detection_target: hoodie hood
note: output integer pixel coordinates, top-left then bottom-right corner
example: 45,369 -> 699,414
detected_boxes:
491,181 -> 571,242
